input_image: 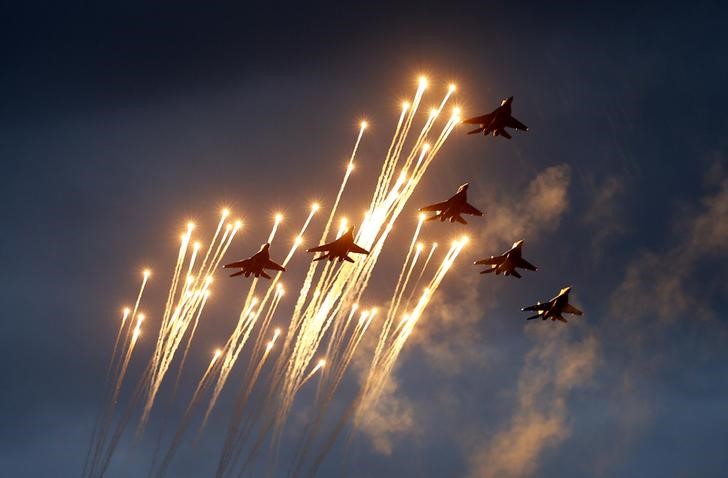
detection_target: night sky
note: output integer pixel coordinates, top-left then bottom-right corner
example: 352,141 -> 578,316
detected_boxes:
2,1 -> 728,477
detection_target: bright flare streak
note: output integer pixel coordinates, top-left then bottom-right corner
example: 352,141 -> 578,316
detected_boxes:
405,242 -> 438,310
372,78 -> 427,208
356,240 -> 465,429
296,359 -> 326,392
265,214 -> 283,244
140,212 -> 238,433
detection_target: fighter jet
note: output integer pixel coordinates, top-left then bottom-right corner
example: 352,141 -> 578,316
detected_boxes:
462,96 -> 528,139
223,243 -> 286,279
418,183 -> 483,224
522,287 -> 583,323
306,227 -> 370,263
474,240 -> 537,278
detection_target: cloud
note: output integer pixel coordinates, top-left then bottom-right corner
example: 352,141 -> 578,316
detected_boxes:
467,329 -> 599,478
595,158 -> 728,474
610,161 -> 728,323
479,164 -> 572,250
354,376 -> 416,455
581,175 -> 627,261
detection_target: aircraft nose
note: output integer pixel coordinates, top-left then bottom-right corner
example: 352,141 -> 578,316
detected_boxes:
459,183 -> 469,191
514,239 -> 524,248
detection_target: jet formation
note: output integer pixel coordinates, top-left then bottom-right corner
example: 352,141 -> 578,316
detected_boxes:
223,243 -> 285,279
418,183 -> 484,224
462,96 -> 528,139
223,93 -> 581,323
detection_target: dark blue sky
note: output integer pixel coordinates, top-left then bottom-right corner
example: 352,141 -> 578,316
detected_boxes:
2,1 -> 727,477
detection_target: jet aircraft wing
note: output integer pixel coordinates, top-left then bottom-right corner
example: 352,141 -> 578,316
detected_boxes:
462,113 -> 494,125
517,257 -> 537,271
461,203 -> 484,216
506,116 -> 528,131
562,304 -> 583,315
265,259 -> 286,271
522,302 -> 550,312
224,259 -> 251,269
348,244 -> 370,255
307,243 -> 334,253
419,201 -> 450,212
474,256 -> 503,265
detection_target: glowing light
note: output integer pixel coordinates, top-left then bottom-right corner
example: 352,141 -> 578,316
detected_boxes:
360,120 -> 368,130
422,143 -> 431,151
460,235 -> 470,245
143,269 -> 151,278
234,220 -> 242,229
402,101 -> 410,111
452,106 -> 461,116
187,222 -> 195,231
416,242 -> 424,251
311,202 -> 321,212
418,212 -> 427,222
193,241 -> 201,250
275,213 -> 283,223
448,83 -> 457,92
318,359 -> 326,368
429,108 -> 437,117
221,208 -> 230,217
418,75 -> 428,88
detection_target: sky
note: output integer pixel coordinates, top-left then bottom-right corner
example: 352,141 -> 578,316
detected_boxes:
1,1 -> 727,477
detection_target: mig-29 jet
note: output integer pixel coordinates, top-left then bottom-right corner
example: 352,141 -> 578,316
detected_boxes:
474,240 -> 537,278
306,227 -> 370,263
522,287 -> 583,323
462,96 -> 528,139
418,183 -> 483,224
223,243 -> 286,279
